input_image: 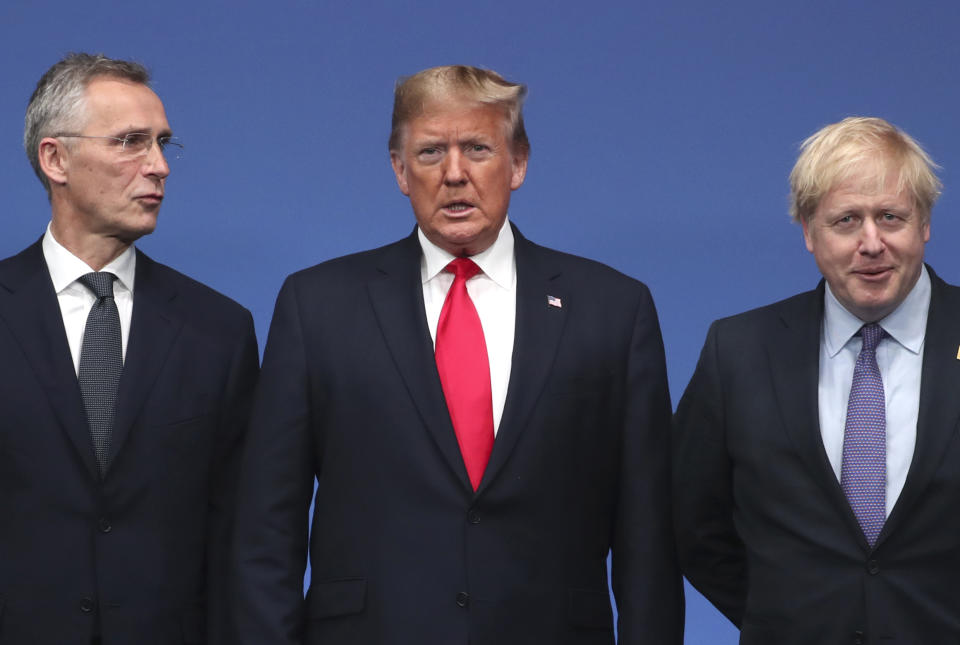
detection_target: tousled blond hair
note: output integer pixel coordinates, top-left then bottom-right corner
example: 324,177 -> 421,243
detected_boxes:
789,117 -> 941,223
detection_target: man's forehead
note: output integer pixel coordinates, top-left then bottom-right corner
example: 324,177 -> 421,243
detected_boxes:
83,77 -> 169,129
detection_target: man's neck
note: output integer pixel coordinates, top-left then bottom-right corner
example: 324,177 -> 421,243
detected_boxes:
49,218 -> 131,271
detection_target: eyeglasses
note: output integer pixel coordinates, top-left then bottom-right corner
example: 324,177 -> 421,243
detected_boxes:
55,133 -> 184,160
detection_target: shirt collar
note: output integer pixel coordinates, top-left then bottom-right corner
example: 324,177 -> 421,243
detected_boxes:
418,217 -> 516,289
823,264 -> 930,357
42,222 -> 137,294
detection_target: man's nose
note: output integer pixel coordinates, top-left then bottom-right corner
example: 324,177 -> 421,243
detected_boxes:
443,150 -> 467,185
142,140 -> 170,179
858,219 -> 885,255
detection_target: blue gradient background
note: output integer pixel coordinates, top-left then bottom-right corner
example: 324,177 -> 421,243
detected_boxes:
3,1 -> 960,642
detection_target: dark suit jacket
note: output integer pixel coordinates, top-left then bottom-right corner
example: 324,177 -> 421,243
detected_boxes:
233,226 -> 682,645
673,267 -> 960,644
0,240 -> 259,645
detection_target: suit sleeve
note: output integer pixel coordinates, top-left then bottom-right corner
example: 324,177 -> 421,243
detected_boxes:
233,277 -> 317,645
206,309 -> 260,645
611,286 -> 685,644
672,321 -> 747,626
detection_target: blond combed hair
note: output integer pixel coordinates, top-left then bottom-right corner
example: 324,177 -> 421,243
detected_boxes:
388,65 -> 529,157
789,117 -> 941,223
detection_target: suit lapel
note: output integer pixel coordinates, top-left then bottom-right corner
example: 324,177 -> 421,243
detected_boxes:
478,228 -> 567,494
0,241 -> 99,478
367,233 -> 473,491
108,251 -> 182,472
880,269 -> 960,543
767,285 -> 868,544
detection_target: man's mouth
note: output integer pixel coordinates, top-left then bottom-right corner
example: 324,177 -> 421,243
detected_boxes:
442,201 -> 474,214
854,266 -> 893,279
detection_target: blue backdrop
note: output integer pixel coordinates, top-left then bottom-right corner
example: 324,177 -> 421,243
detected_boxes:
3,1 -> 960,642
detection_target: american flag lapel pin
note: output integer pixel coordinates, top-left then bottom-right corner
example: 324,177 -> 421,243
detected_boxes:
547,295 -> 562,309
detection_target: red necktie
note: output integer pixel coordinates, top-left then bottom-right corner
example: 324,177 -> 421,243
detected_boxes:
435,258 -> 494,491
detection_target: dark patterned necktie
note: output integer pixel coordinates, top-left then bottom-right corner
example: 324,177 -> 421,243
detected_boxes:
77,272 -> 123,476
434,258 -> 494,491
840,323 -> 886,547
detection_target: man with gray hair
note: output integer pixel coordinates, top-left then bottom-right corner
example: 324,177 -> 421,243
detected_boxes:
674,117 -> 960,643
233,64 -> 683,644
1,53 -> 258,644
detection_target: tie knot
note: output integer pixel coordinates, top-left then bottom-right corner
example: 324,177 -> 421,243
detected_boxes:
445,258 -> 481,281
860,323 -> 885,352
78,272 -> 117,299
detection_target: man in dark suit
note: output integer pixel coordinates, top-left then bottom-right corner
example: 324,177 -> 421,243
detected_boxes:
1,53 -> 258,644
674,117 -> 959,643
233,65 -> 682,644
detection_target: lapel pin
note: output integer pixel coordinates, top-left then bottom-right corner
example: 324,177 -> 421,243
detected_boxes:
547,295 -> 562,309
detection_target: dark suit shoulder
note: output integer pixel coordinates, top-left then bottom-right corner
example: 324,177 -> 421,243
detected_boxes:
708,286 -> 823,338
136,251 -> 254,336
0,239 -> 46,291
284,237 -> 409,286
517,235 -> 655,305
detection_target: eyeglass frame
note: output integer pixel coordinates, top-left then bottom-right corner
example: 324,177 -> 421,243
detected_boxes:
53,132 -> 184,160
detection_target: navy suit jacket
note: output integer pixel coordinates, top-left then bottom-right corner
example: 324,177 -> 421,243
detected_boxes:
233,225 -> 683,645
674,267 -> 960,644
0,240 -> 259,645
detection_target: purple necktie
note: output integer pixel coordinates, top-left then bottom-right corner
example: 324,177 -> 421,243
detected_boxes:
840,323 -> 886,547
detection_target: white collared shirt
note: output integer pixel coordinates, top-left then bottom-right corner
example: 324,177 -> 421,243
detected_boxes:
818,266 -> 930,516
42,223 -> 136,374
419,218 -> 517,435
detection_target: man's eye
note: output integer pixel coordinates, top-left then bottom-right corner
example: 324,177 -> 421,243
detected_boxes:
122,133 -> 151,151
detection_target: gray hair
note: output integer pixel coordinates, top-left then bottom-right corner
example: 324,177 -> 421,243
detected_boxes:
24,53 -> 151,194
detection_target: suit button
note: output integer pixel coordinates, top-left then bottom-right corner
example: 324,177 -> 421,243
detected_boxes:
455,592 -> 470,608
79,597 -> 96,613
866,559 -> 880,575
98,518 -> 112,533
467,509 -> 481,524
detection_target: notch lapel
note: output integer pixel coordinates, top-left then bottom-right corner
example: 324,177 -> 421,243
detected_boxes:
767,285 -> 868,545
880,269 -> 960,544
108,252 -> 182,473
0,241 -> 99,479
367,233 -> 473,491
477,229 -> 567,494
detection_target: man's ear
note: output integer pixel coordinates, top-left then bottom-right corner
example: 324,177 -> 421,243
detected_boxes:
390,151 -> 410,196
510,150 -> 528,190
38,137 -> 70,187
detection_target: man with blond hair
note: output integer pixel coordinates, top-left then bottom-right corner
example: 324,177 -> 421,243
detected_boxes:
1,53 -> 258,645
674,117 -> 960,643
233,65 -> 683,644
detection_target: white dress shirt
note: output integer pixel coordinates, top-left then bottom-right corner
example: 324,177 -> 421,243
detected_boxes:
42,223 -> 136,374
419,218 -> 516,435
818,265 -> 930,516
